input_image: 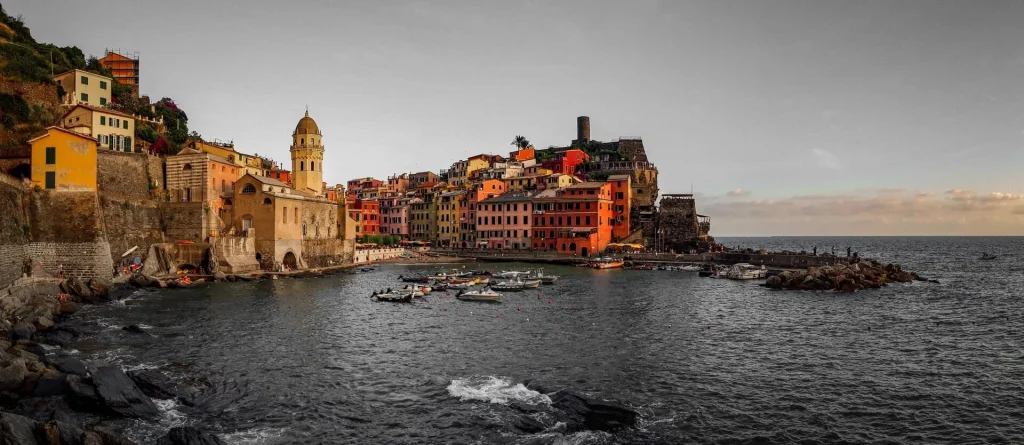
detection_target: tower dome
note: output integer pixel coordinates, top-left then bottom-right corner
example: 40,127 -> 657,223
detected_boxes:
293,110 -> 320,135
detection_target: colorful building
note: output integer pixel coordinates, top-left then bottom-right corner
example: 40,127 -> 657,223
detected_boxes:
476,191 -> 534,249
608,174 -> 633,241
501,174 -> 545,192
540,173 -> 582,190
98,51 -> 140,90
509,147 -> 535,162
446,155 -> 492,187
348,177 -> 383,191
408,197 -> 432,241
28,127 -> 98,191
437,190 -> 466,247
269,168 -> 292,186
380,196 -> 410,237
409,171 -> 440,188
387,174 -> 410,193
53,69 -> 113,107
358,199 -> 380,236
59,104 -> 135,152
541,148 -> 589,177
291,110 -> 325,196
167,147 -> 241,219
465,179 -> 507,248
531,182 -> 614,256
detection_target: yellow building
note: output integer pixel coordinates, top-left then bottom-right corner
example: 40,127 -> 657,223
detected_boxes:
60,104 -> 135,152
501,174 -> 545,192
542,173 -> 581,190
28,127 -> 98,191
182,138 -> 236,161
437,190 -> 466,248
53,69 -> 113,108
291,109 -> 324,196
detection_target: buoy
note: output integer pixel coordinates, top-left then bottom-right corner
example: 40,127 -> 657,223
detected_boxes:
444,308 -> 448,311
517,307 -> 520,311
548,300 -> 552,304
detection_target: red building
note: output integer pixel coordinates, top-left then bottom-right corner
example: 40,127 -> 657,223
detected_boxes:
531,182 -> 614,256
608,175 -> 632,240
541,149 -> 589,177
347,197 -> 381,237
269,169 -> 291,186
347,177 -> 383,191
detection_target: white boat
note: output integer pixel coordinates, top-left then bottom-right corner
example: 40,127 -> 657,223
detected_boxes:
401,284 -> 431,296
725,263 -> 767,280
521,278 -> 542,289
492,280 -> 525,291
530,269 -> 560,284
678,265 -> 702,272
496,270 -> 530,278
446,281 -> 475,289
372,291 -> 412,303
457,288 -> 502,302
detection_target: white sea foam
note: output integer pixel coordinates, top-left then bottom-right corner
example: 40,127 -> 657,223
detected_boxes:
153,398 -> 190,429
219,427 -> 289,445
447,376 -> 551,405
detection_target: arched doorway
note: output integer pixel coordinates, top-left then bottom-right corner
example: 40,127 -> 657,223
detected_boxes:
283,252 -> 298,270
569,242 -> 577,252
581,247 -> 589,257
8,163 -> 30,180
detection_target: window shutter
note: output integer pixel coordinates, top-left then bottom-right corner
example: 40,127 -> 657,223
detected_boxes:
100,116 -> 106,125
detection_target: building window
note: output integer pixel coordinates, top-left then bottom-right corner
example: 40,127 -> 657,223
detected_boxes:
100,116 -> 106,125
263,198 -> 272,204
100,97 -> 107,105
294,207 -> 298,223
241,184 -> 256,194
100,80 -> 107,90
183,163 -> 192,170
586,216 -> 591,225
80,92 -> 88,102
124,136 -> 131,151
303,223 -> 307,236
184,188 -> 192,202
44,171 -> 55,189
123,120 -> 128,129
80,76 -> 88,85
45,147 -> 56,165
311,161 -> 315,171
283,207 -> 288,223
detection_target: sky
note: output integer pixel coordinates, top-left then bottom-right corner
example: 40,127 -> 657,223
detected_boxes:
7,0 -> 1024,235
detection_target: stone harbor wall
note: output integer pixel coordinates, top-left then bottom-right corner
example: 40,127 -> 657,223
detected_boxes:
214,233 -> 260,273
355,248 -> 405,264
25,190 -> 113,283
96,150 -> 156,200
159,201 -> 207,242
99,195 -> 165,265
302,238 -> 348,268
0,175 -> 29,287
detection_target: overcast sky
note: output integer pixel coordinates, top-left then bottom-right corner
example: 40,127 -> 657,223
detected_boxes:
8,0 -> 1024,235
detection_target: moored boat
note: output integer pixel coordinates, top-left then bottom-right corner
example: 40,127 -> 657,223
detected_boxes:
980,253 -> 997,260
725,263 -> 767,280
496,270 -> 530,278
592,257 -> 624,269
530,268 -> 559,284
398,274 -> 430,283
372,290 -> 412,303
456,288 -> 502,302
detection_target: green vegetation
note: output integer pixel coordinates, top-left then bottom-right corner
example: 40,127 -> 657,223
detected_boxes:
0,7 -> 85,82
358,234 -> 402,246
511,135 -> 533,150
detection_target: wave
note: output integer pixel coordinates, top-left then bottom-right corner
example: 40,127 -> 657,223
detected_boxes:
447,376 -> 551,405
220,427 -> 289,445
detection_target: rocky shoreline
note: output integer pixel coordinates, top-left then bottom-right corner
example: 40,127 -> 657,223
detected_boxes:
764,259 -> 936,292
0,276 -> 233,444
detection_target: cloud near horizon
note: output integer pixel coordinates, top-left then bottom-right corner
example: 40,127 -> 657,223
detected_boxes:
726,188 -> 751,197
701,188 -> 1024,236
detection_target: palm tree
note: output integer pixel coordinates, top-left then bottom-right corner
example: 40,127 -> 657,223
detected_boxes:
511,135 -> 531,150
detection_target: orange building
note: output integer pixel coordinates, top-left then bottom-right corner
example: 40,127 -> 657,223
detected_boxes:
466,179 -> 507,247
269,168 -> 291,186
98,51 -> 139,89
531,182 -> 614,256
608,175 -> 632,240
509,147 -> 535,162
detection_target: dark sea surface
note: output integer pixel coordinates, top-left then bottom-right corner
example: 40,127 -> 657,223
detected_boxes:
66,237 -> 1023,444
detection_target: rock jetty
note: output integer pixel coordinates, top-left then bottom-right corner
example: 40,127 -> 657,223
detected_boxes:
764,259 -> 933,292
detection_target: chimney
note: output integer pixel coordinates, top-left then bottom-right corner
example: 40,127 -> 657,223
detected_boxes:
576,116 -> 590,143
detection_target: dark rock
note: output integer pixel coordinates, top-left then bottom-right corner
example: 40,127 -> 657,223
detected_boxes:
522,380 -> 558,395
928,279 -> 940,284
0,358 -> 28,392
66,375 -> 100,411
61,278 -> 93,300
38,420 -> 85,445
33,374 -> 67,397
121,325 -> 146,335
128,274 -> 156,288
36,328 -> 76,347
11,323 -> 36,341
225,275 -> 237,282
15,341 -> 46,359
87,426 -> 137,445
156,426 -> 226,445
90,366 -> 160,419
0,412 -> 39,445
127,370 -> 177,400
510,415 -> 547,434
58,301 -> 79,315
87,280 -> 110,301
549,389 -> 638,432
213,272 -> 227,282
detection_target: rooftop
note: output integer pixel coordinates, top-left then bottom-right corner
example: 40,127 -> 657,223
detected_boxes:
567,182 -> 608,189
479,191 -> 536,204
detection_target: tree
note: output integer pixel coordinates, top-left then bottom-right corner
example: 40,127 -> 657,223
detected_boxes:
511,135 -> 531,150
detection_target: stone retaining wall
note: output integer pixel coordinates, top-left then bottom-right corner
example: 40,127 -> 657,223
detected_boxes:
97,150 -> 155,200
355,248 -> 404,264
23,241 -> 113,280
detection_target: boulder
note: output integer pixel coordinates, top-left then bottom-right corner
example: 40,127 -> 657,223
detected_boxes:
127,370 -> 177,400
510,415 -> 547,434
765,276 -> 782,288
0,412 -> 39,445
87,426 -> 137,445
121,325 -> 146,335
38,420 -> 85,445
33,316 -> 54,331
224,275 -> 237,283
90,366 -> 160,419
87,280 -> 110,300
549,389 -> 638,432
16,341 -> 46,359
61,278 -> 93,300
66,375 -> 100,411
128,274 -> 156,288
33,373 -> 67,397
213,272 -> 227,282
156,427 -> 226,445
59,301 -> 79,315
12,323 -> 36,341
46,354 -> 88,377
0,358 -> 27,392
